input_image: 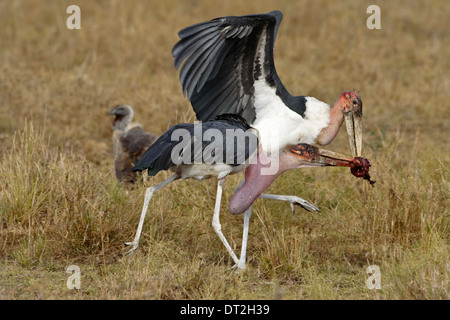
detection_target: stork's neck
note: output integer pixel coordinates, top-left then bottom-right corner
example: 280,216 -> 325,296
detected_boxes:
316,103 -> 344,146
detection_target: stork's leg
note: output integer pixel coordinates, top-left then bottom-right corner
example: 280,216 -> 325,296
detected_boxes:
212,178 -> 240,266
233,178 -> 245,193
235,178 -> 319,214
259,194 -> 320,213
125,173 -> 179,255
232,205 -> 252,270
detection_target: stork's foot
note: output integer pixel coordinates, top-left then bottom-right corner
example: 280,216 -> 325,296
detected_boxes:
259,194 -> 320,213
231,261 -> 246,271
285,196 -> 320,214
124,241 -> 139,255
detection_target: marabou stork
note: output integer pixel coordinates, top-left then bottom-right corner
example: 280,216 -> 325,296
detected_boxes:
169,10 -> 365,268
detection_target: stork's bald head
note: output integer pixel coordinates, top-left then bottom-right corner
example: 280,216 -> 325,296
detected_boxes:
109,105 -> 134,130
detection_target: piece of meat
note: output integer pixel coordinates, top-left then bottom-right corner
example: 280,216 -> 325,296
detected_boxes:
350,157 -> 376,185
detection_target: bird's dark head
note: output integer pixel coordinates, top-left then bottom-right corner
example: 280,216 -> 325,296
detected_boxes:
109,105 -> 134,130
337,90 -> 363,157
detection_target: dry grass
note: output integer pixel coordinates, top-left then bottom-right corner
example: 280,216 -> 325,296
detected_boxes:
0,0 -> 449,299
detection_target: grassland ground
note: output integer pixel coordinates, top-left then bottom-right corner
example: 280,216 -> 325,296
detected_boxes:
0,0 -> 449,299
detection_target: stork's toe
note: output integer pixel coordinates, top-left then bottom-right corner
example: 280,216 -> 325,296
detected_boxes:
124,241 -> 139,255
289,196 -> 320,213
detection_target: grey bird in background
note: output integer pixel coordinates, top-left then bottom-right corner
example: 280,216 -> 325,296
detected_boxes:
109,105 -> 158,185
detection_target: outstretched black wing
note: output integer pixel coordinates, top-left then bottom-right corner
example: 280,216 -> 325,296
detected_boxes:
173,10 -> 302,123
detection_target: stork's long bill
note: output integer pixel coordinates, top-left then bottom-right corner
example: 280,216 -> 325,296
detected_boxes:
343,92 -> 363,157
